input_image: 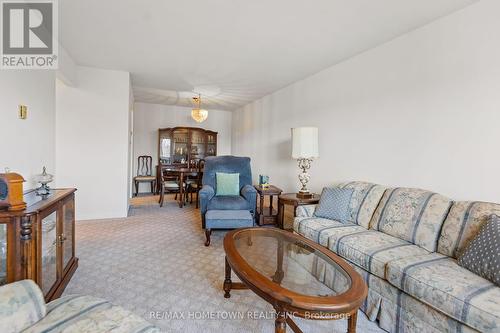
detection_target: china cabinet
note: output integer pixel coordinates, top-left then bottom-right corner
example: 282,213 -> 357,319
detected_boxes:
157,127 -> 217,192
158,127 -> 218,166
0,188 -> 77,301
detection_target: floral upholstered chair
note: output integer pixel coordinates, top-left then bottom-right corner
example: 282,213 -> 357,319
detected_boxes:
0,280 -> 159,333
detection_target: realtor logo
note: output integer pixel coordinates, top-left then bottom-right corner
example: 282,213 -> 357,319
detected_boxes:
1,0 -> 58,69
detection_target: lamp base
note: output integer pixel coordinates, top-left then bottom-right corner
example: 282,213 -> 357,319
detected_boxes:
296,192 -> 313,199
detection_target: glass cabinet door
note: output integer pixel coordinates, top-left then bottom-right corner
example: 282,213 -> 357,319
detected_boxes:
207,133 -> 217,157
0,223 -> 6,286
159,129 -> 172,165
172,128 -> 189,164
61,199 -> 74,270
190,129 -> 206,163
41,211 -> 58,295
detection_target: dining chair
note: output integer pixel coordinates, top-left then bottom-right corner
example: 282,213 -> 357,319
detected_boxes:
186,159 -> 200,187
189,158 -> 201,169
159,170 -> 187,207
133,155 -> 156,196
187,159 -> 205,208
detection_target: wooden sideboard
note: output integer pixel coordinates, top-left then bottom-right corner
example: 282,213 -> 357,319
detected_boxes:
0,188 -> 78,301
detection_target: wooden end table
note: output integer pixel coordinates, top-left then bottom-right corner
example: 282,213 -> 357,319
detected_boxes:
277,193 -> 320,230
254,185 -> 283,226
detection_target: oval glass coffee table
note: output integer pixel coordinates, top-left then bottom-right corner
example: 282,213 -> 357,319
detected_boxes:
223,228 -> 367,333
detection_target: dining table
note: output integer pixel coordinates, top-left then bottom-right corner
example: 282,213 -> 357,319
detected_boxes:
159,167 -> 200,208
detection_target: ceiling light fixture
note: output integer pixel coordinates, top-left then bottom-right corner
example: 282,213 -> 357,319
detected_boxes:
191,94 -> 208,123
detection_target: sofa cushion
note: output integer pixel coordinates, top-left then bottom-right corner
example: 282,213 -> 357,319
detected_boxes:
329,230 -> 429,279
207,195 -> 250,211
314,187 -> 354,222
293,216 -> 365,246
215,172 -> 240,196
299,247 -> 479,333
370,187 -> 452,252
344,261 -> 479,333
0,280 -> 46,333
386,253 -> 500,333
25,295 -> 159,333
339,181 -> 387,228
438,201 -> 500,258
458,214 -> 500,286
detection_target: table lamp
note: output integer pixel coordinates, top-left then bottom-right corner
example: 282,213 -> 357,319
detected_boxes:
291,127 -> 319,199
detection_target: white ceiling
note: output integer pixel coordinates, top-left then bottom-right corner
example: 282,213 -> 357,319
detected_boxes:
60,0 -> 476,111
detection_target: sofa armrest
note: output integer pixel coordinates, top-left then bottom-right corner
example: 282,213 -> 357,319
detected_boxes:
199,185 -> 215,215
241,185 -> 257,213
0,280 -> 47,333
296,204 -> 317,218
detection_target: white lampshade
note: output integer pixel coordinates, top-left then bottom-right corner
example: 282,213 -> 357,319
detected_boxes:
291,127 -> 319,159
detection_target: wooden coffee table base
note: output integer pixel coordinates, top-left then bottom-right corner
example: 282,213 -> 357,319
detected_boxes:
223,257 -> 360,333
223,257 -> 248,298
348,311 -> 358,333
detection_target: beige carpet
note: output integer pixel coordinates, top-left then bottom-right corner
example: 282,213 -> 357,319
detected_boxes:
64,195 -> 383,333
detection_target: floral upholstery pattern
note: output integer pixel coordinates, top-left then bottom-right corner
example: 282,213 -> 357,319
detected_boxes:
370,187 -> 452,252
0,280 -> 159,333
438,201 -> 500,258
339,181 -> 387,228
293,181 -> 500,333
297,252 -> 478,333
294,216 -> 366,246
329,230 -> 429,279
25,294 -> 160,333
0,280 -> 46,333
386,253 -> 500,333
355,264 -> 479,333
295,181 -> 386,229
295,204 -> 317,218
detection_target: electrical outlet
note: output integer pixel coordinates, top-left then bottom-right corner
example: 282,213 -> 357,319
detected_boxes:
19,105 -> 27,119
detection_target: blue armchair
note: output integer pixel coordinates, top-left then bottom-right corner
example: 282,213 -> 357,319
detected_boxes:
199,156 -> 257,228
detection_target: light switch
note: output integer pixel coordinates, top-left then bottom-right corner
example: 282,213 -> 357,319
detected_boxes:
19,105 -> 27,119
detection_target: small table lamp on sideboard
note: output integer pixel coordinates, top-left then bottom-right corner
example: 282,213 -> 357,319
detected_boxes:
291,127 -> 319,199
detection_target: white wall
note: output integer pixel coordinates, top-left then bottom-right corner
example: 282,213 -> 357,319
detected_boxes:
0,71 -> 56,190
56,66 -> 131,220
232,0 -> 500,203
57,45 -> 77,87
127,83 -> 135,199
133,102 -> 232,193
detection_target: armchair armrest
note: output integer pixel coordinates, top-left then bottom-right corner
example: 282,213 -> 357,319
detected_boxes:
0,280 -> 47,332
296,204 -> 317,218
241,185 -> 257,213
199,185 -> 215,215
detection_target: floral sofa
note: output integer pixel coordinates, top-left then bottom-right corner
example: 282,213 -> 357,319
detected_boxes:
0,280 -> 159,333
294,181 -> 500,333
